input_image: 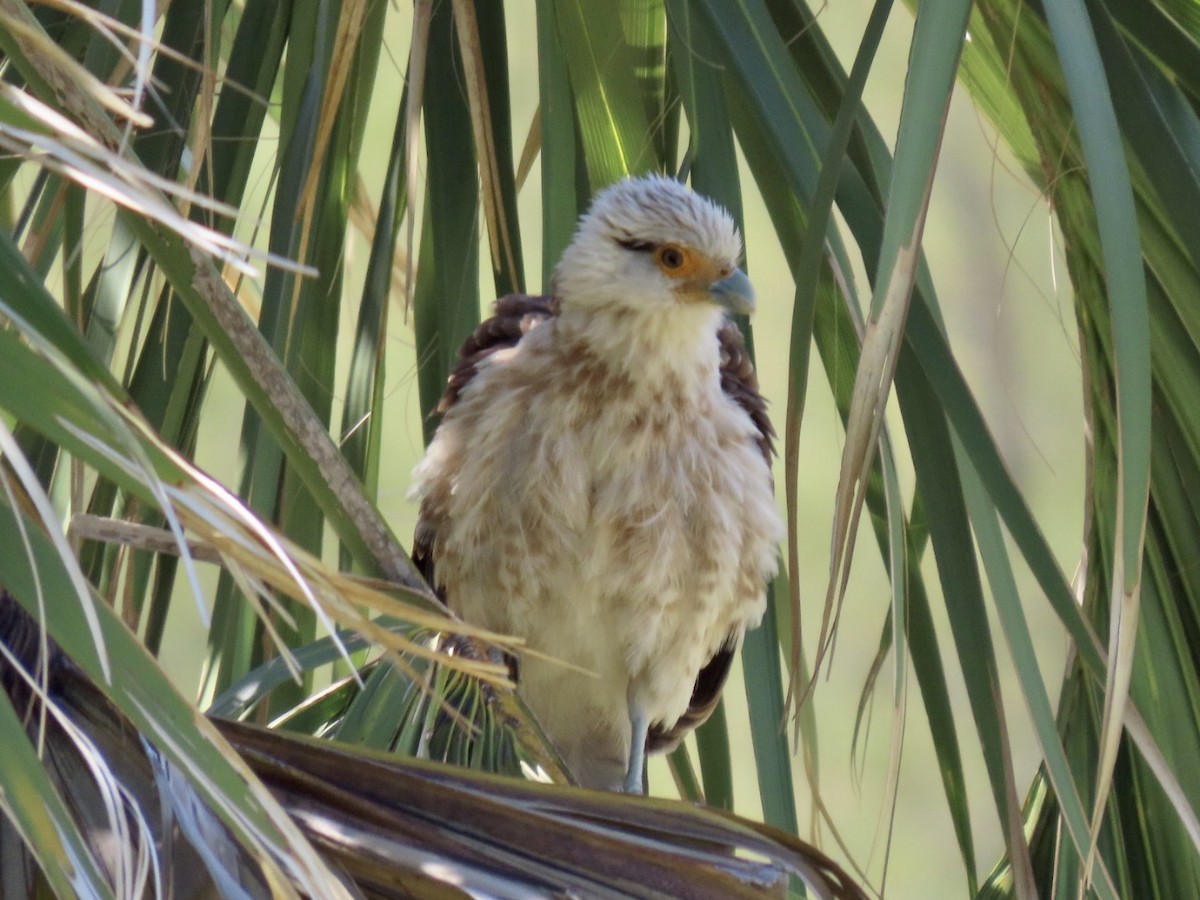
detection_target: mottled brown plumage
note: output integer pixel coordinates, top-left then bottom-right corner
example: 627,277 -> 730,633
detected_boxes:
414,295 -> 775,758
410,175 -> 782,791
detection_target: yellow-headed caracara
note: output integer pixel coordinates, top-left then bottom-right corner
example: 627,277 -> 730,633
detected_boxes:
411,175 -> 782,792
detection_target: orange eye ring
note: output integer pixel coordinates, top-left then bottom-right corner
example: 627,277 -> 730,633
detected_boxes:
656,244 -> 686,271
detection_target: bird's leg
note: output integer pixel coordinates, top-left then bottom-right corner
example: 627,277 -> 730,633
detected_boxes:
624,699 -> 650,794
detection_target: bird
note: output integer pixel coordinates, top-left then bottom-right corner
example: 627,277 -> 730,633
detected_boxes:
409,174 -> 783,793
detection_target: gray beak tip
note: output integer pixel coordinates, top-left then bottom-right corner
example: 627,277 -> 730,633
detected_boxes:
709,268 -> 756,316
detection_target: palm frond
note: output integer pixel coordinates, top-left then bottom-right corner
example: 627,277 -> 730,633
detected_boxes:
2,0 -> 1200,897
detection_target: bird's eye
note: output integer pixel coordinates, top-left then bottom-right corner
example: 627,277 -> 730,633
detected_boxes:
657,245 -> 685,270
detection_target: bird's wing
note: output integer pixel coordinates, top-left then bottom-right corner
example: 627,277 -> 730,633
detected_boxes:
647,318 -> 775,754
716,316 -> 775,468
411,294 -> 557,588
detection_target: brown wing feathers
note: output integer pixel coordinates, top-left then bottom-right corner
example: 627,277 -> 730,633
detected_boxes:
717,318 -> 775,466
414,298 -> 775,752
438,294 -> 557,413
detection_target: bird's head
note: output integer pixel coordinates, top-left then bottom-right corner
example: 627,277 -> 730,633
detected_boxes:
551,175 -> 755,320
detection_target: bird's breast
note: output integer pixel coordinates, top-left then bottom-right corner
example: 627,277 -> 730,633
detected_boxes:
540,382 -> 774,714
427,348 -> 780,728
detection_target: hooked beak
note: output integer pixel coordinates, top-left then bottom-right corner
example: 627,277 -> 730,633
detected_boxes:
708,268 -> 756,315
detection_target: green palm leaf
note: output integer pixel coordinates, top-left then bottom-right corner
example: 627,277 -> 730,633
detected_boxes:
2,0 -> 1200,897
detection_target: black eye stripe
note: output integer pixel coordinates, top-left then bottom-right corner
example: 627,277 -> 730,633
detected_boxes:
617,238 -> 657,253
